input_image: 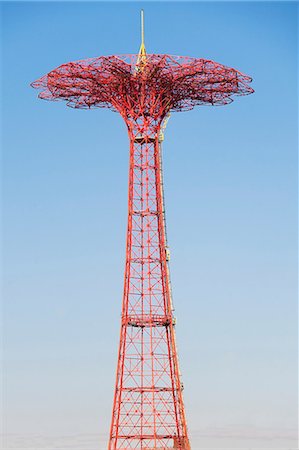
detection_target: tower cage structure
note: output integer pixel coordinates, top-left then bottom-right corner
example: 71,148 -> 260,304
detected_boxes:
31,11 -> 253,450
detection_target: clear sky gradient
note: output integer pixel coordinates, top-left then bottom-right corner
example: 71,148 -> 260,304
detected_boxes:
2,2 -> 298,449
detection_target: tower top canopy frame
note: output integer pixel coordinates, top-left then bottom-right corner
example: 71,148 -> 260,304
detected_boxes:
31,53 -> 253,120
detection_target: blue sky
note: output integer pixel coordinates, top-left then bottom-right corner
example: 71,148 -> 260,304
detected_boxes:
2,2 -> 298,449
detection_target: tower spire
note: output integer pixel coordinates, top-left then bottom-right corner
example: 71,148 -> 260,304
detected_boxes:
137,9 -> 146,67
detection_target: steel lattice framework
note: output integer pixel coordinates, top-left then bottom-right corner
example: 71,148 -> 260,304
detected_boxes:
32,47 -> 253,450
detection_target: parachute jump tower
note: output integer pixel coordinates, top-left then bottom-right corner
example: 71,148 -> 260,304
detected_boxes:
32,11 -> 253,450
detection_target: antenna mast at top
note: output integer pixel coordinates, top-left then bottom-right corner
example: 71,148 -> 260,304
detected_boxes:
137,9 -> 147,67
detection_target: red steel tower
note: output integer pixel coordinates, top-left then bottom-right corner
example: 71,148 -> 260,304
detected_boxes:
31,12 -> 253,450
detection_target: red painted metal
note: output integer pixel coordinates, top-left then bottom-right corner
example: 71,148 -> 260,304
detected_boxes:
32,53 -> 253,450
